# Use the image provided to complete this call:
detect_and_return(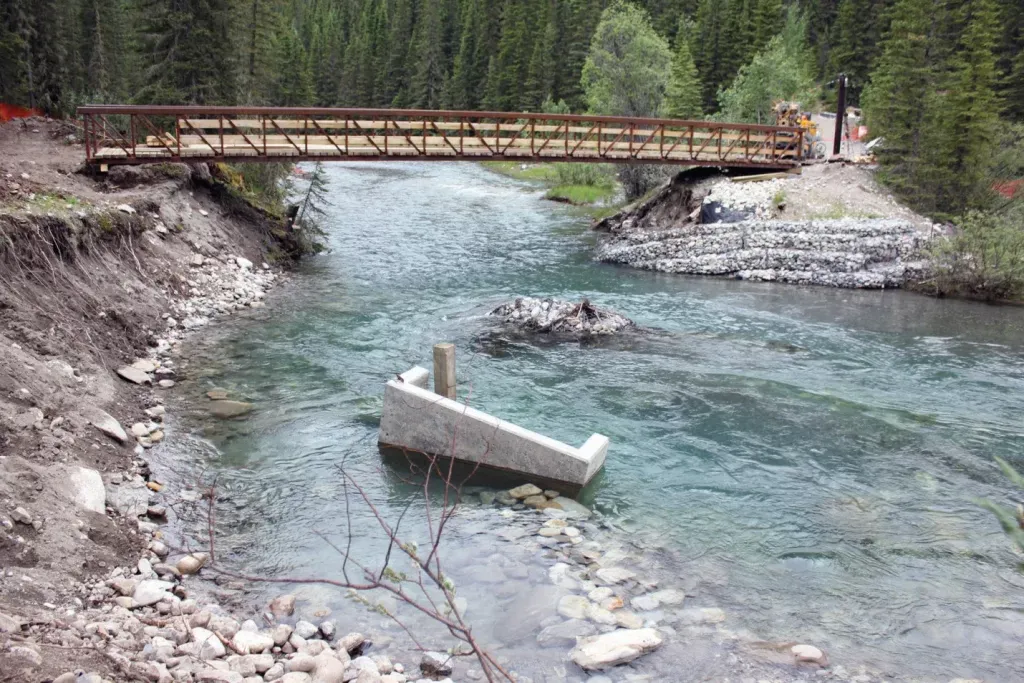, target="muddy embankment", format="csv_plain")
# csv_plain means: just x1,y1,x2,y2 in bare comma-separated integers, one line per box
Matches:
0,120,304,680
594,164,938,288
